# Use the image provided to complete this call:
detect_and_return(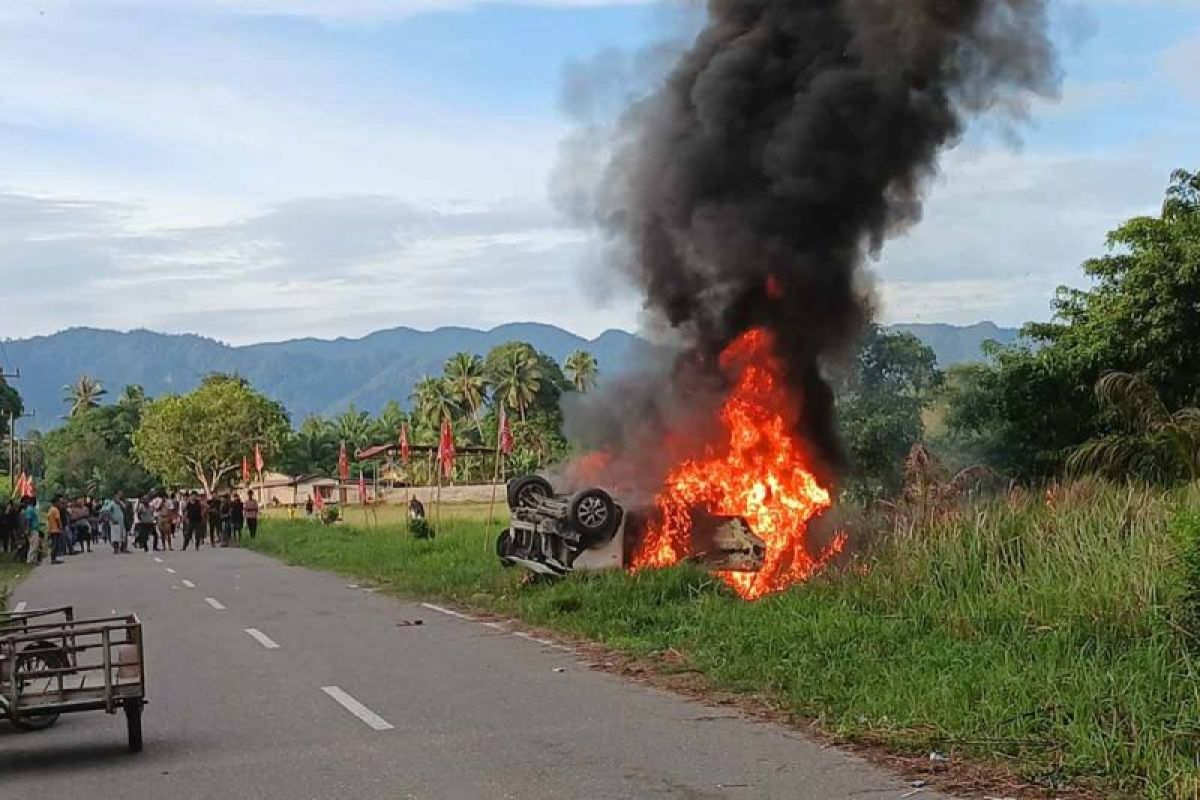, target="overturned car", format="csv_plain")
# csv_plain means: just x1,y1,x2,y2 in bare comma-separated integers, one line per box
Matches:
495,475,767,577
